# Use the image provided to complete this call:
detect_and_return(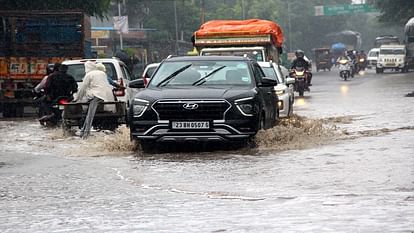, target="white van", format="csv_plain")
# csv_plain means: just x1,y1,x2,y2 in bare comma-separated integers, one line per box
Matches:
367,48,380,69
